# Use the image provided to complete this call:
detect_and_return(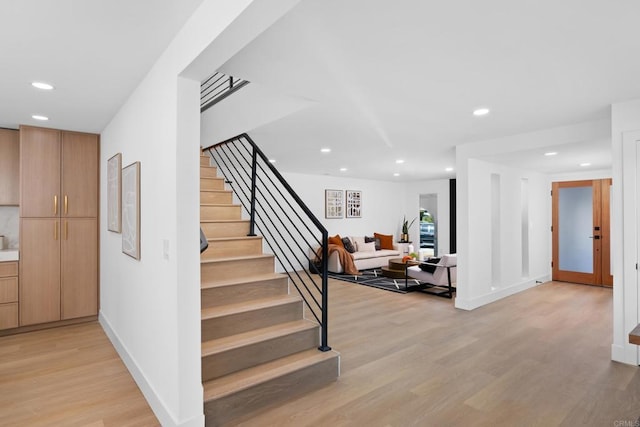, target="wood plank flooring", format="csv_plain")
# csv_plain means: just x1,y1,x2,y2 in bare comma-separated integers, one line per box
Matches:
0,322,158,426
0,280,637,426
